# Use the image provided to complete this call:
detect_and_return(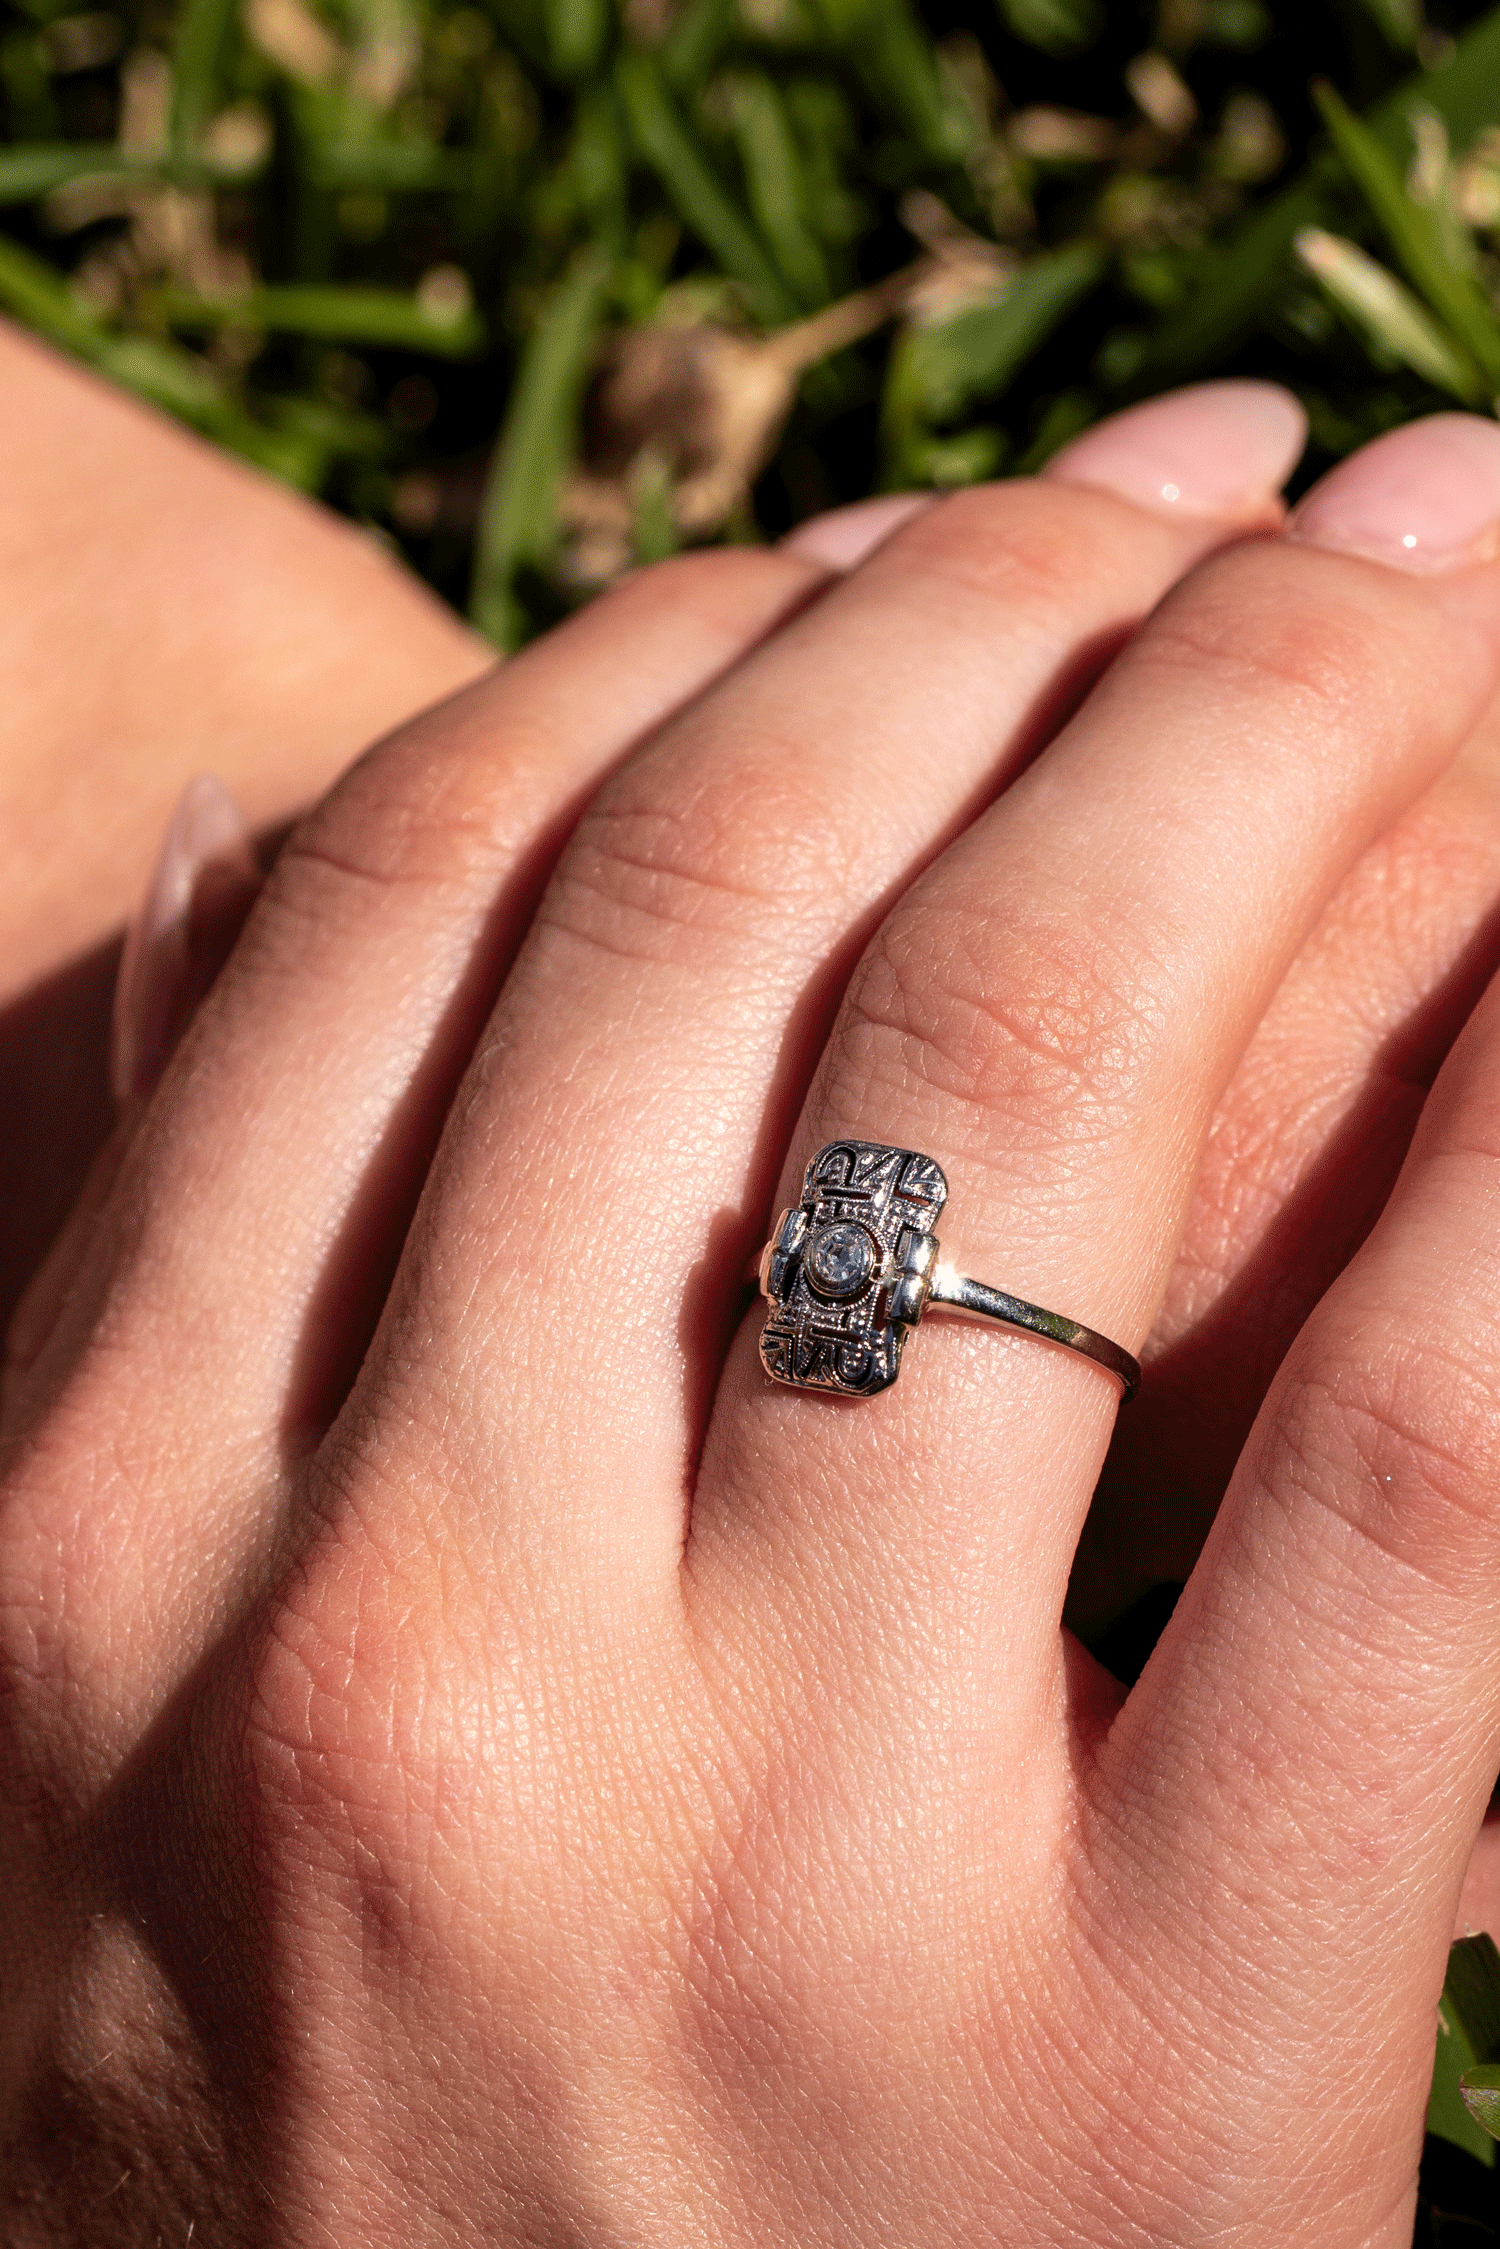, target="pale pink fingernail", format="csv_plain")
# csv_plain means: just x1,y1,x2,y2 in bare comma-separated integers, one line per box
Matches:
111,773,261,1107
1045,380,1307,519
1287,413,1500,572
781,492,936,570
